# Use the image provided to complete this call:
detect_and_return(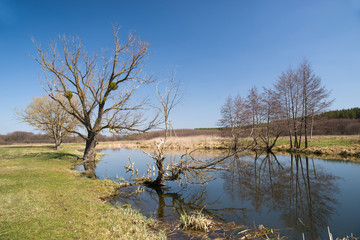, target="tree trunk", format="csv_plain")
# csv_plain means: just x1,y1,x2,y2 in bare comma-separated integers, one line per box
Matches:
310,111,314,139
304,115,308,148
54,136,61,150
53,130,62,150
83,132,97,171
232,133,238,151
153,157,165,186
55,142,61,150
